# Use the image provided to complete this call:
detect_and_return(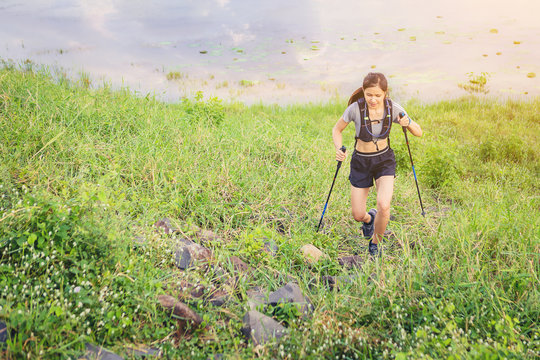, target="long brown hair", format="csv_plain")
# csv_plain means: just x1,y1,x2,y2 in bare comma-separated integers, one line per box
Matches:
347,72,388,105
